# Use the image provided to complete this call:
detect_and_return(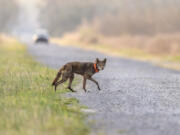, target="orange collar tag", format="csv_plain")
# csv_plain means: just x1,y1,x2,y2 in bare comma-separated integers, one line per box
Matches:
94,63,99,73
